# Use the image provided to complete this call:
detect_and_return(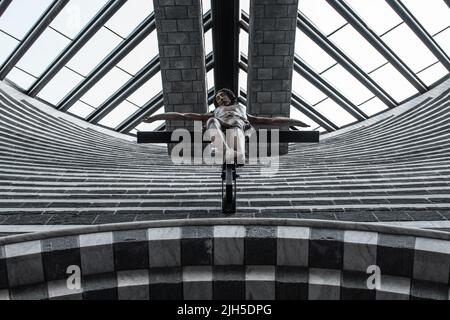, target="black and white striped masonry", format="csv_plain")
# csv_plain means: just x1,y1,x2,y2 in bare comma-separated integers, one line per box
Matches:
0,78,450,227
